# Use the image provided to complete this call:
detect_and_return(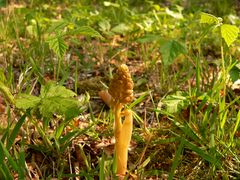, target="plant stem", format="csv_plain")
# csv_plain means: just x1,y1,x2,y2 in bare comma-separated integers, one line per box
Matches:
114,103,133,176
